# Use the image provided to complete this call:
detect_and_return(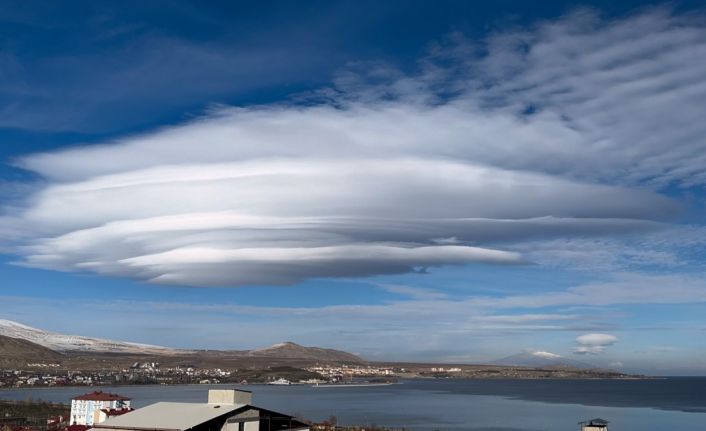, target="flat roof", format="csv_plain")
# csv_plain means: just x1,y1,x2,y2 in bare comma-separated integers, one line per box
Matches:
579,418,610,425
93,402,244,431
73,391,131,401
